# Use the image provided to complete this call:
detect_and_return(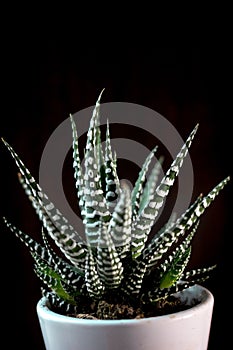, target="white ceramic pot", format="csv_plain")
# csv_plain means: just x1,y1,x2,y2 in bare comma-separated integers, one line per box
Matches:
37,284,214,350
